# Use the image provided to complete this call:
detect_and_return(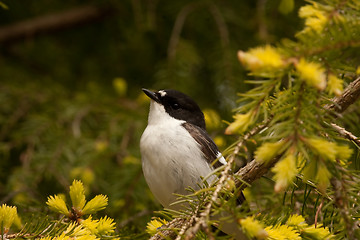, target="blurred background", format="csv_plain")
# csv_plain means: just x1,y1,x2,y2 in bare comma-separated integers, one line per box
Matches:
0,0,304,236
